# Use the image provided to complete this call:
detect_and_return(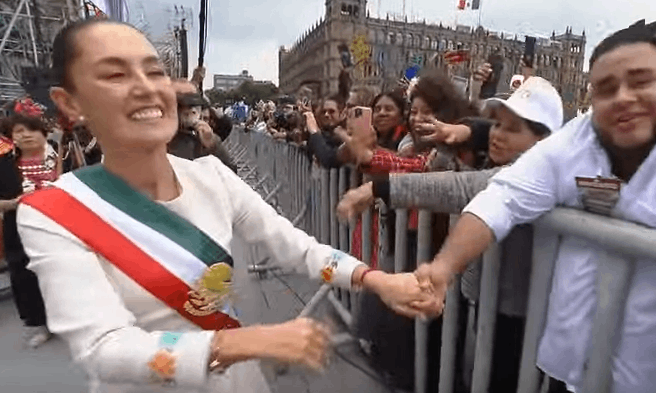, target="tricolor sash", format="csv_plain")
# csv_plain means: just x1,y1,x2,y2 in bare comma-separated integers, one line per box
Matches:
21,165,240,330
